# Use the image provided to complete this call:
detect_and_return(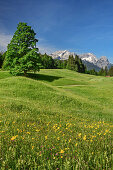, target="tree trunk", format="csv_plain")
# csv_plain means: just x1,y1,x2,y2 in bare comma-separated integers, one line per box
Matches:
24,70,27,76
